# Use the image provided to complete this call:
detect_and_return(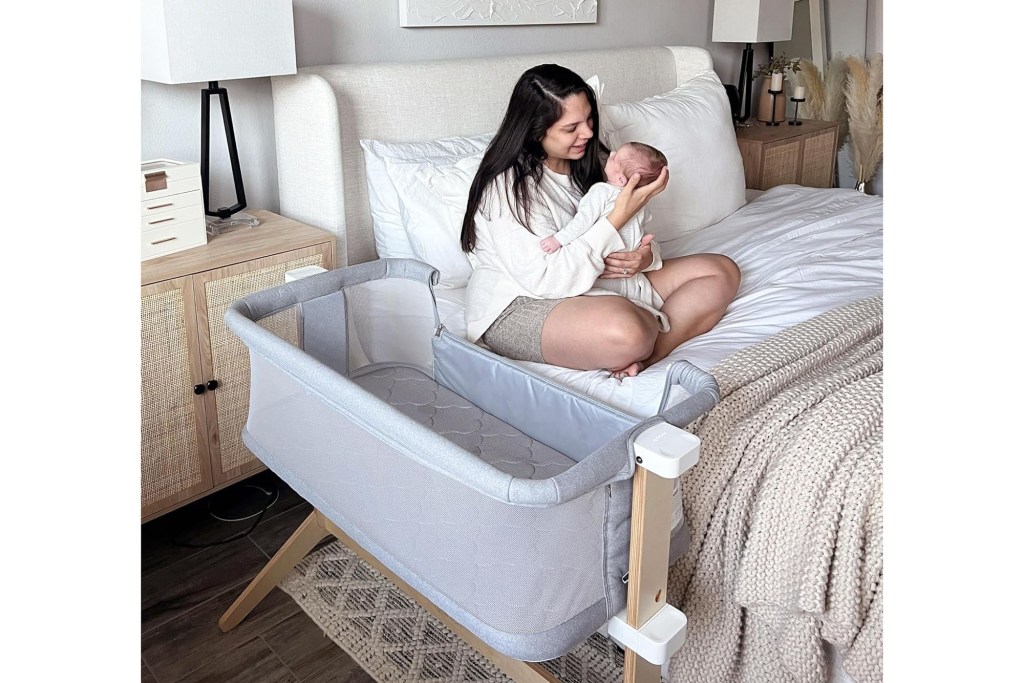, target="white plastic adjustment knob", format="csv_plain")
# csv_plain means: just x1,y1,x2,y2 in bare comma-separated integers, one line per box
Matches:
607,604,688,665
632,422,700,479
